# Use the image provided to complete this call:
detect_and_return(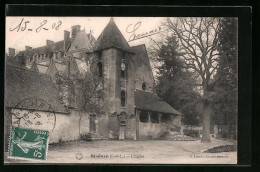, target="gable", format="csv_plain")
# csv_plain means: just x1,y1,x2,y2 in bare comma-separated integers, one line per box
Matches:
130,44,155,91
